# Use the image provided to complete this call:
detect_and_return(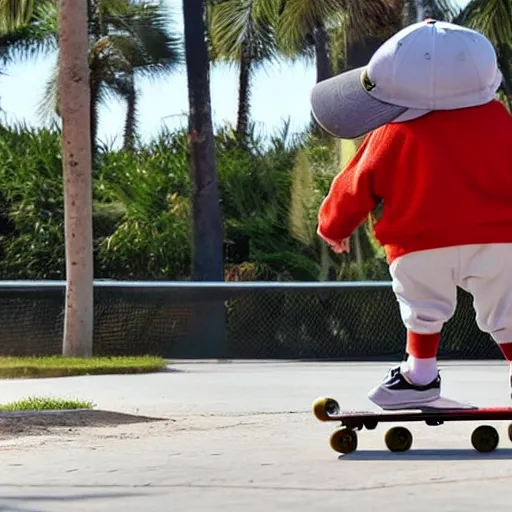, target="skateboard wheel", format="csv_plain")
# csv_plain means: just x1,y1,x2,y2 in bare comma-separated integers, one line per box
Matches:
385,426,413,453
312,397,340,422
471,425,499,453
329,427,358,454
